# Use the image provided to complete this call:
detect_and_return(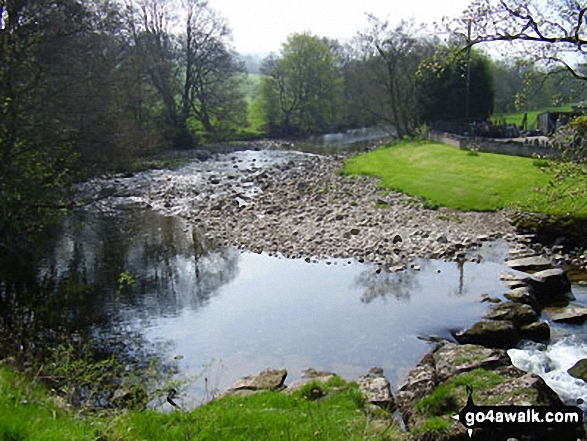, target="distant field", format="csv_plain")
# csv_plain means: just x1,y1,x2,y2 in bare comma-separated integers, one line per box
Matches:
342,140,585,216
240,73,264,103
492,105,574,130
